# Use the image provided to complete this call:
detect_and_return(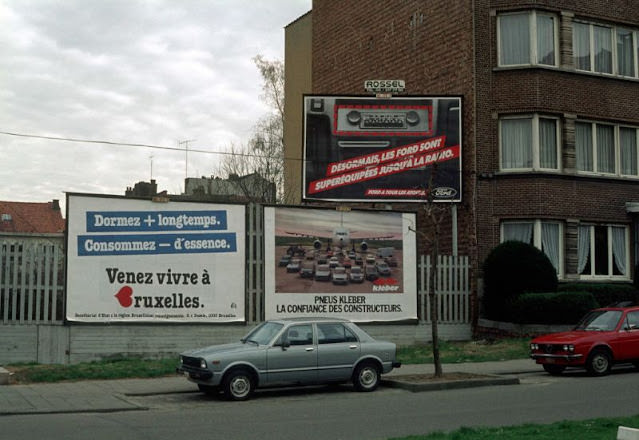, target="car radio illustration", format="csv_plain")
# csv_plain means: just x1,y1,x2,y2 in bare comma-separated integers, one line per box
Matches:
303,95,461,202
